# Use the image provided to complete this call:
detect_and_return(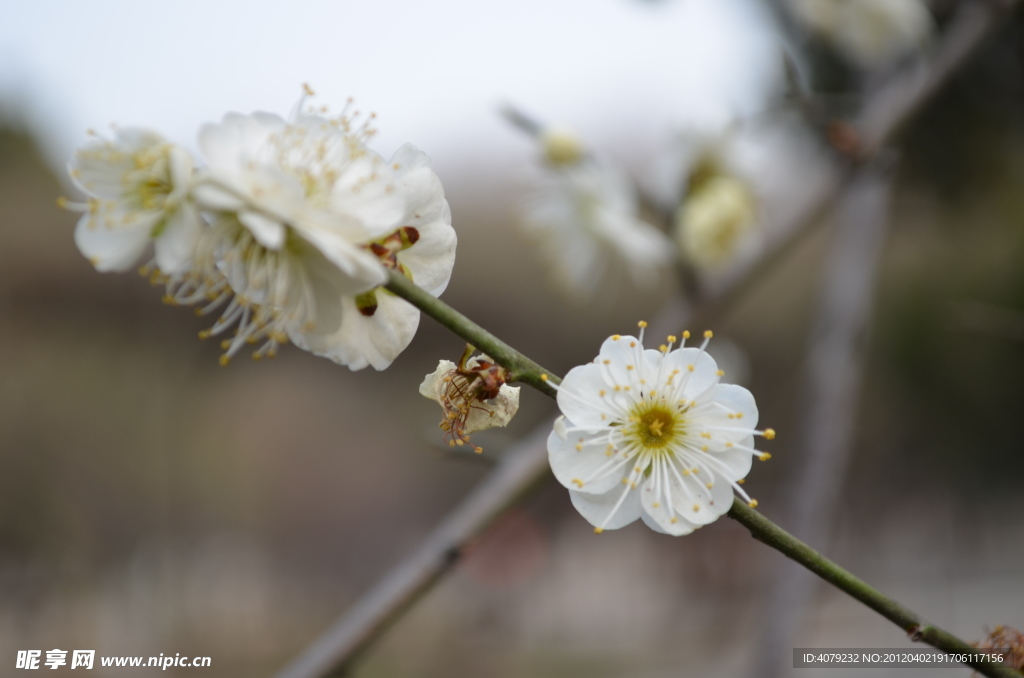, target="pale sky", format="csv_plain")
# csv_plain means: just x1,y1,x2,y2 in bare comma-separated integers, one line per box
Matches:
0,0,781,179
